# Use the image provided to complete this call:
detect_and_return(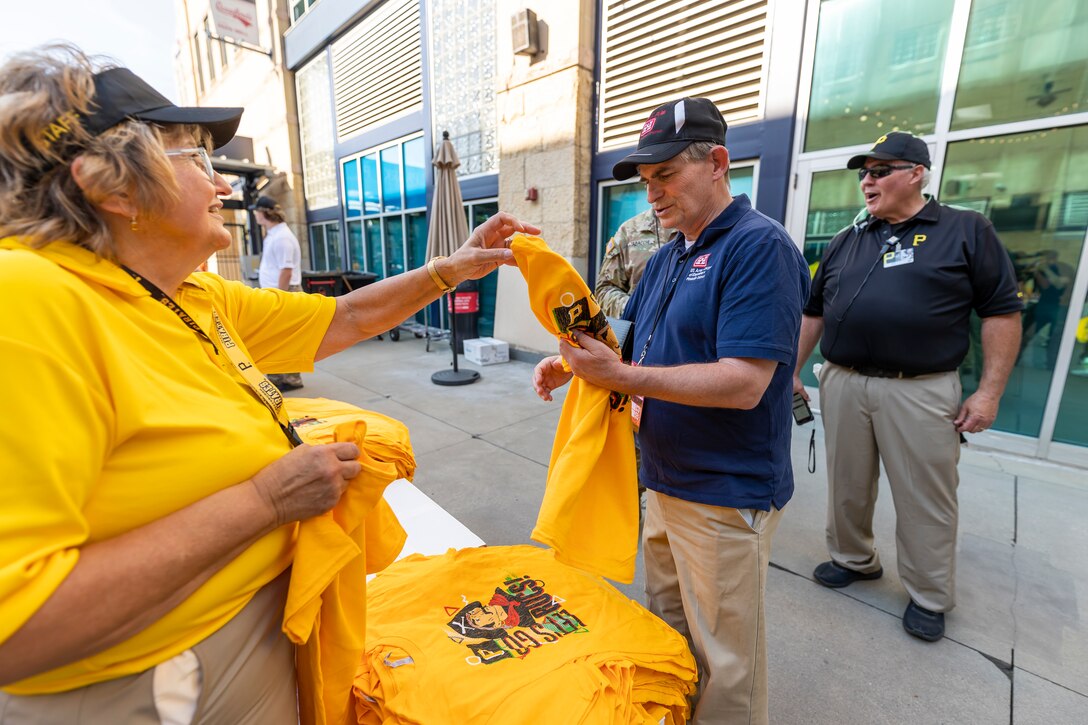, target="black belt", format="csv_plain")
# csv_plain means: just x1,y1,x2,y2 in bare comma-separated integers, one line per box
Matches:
851,366,922,379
